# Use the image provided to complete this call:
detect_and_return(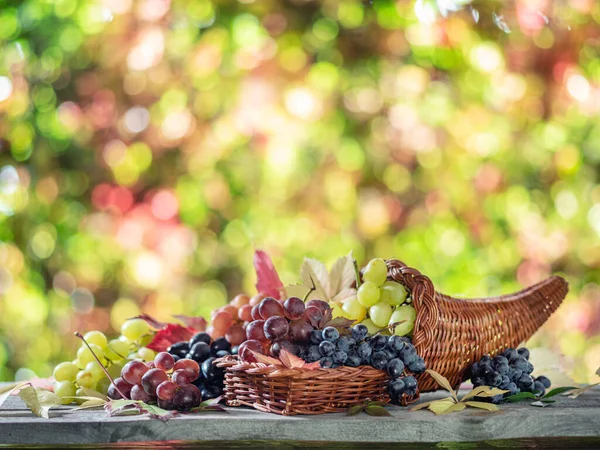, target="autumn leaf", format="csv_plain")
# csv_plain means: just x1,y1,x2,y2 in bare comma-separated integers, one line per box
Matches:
249,351,283,366
428,398,456,414
279,348,308,369
425,369,459,402
325,317,355,329
254,250,284,299
464,401,499,412
105,399,178,421
18,386,62,419
172,315,207,331
72,397,108,410
301,259,330,300
146,323,197,352
439,403,466,414
563,383,599,399
131,314,168,329
328,252,355,299
0,382,28,409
